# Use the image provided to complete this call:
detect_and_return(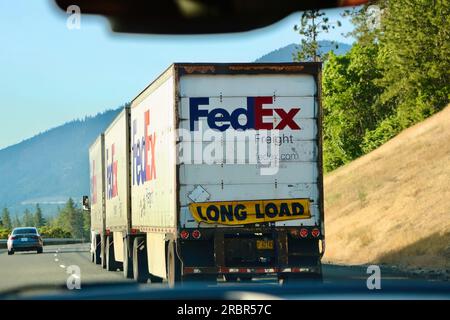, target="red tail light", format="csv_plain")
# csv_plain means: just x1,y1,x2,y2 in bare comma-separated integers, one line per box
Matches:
299,228,308,238
191,230,201,239
180,230,189,239
10,236,17,240
311,228,320,238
